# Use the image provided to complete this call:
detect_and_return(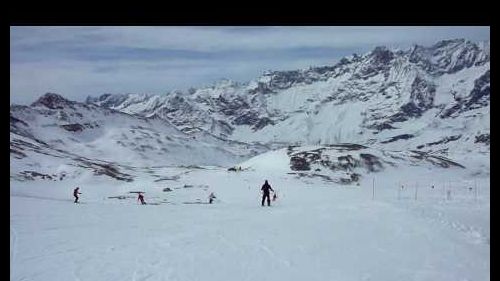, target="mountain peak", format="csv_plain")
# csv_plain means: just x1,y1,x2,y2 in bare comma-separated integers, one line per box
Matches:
370,46,394,63
31,93,74,109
